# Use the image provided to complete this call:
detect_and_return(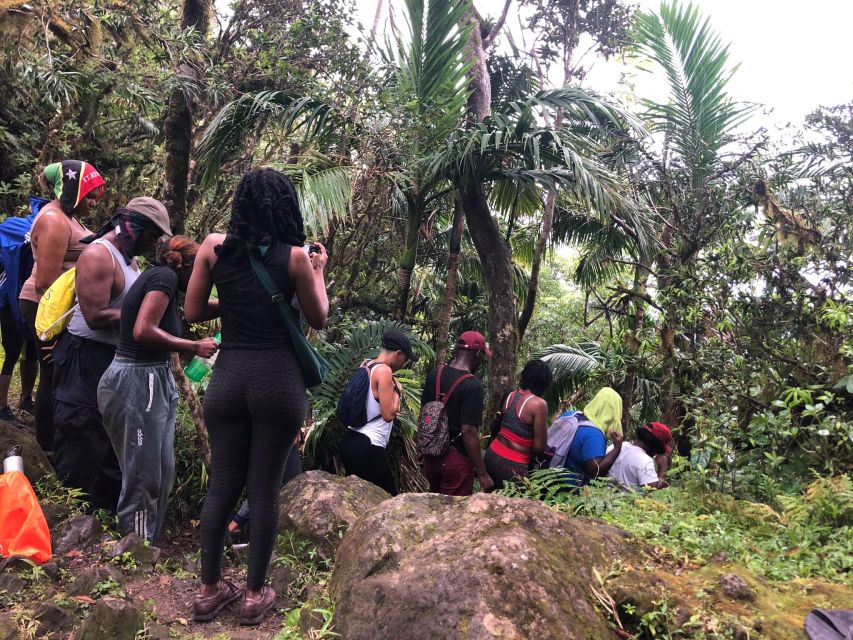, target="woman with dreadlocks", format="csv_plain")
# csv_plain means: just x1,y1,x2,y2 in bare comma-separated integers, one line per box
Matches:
185,168,328,625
